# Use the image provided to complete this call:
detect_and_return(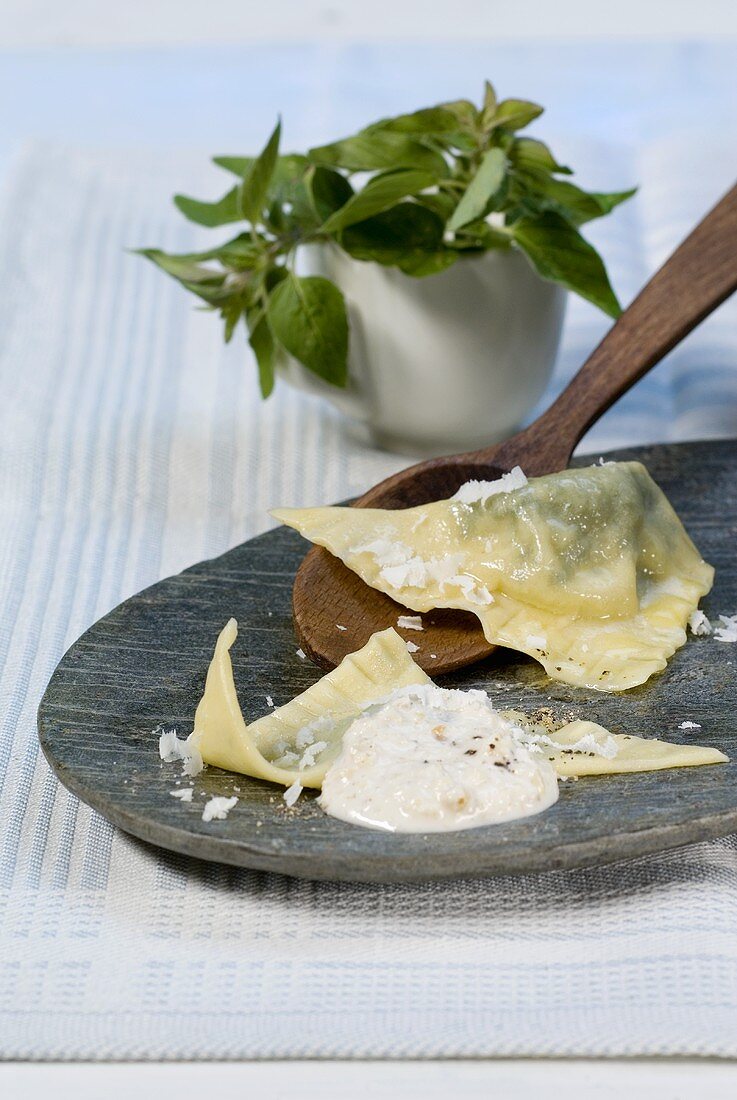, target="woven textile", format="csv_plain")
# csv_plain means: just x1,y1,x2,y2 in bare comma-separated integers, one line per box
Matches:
1,121,737,1059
